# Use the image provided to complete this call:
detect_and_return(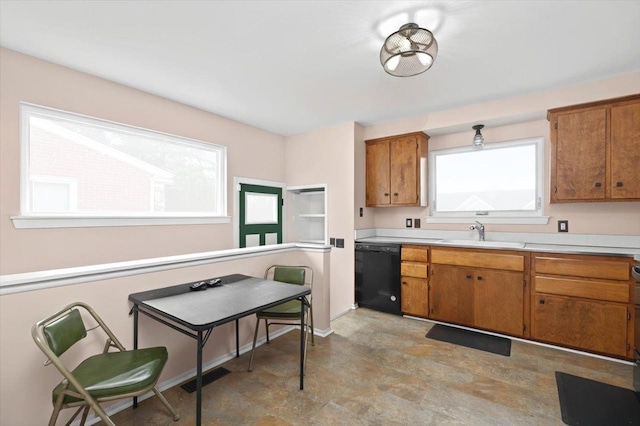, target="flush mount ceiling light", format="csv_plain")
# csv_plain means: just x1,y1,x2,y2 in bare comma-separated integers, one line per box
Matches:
472,124,485,148
380,23,438,77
